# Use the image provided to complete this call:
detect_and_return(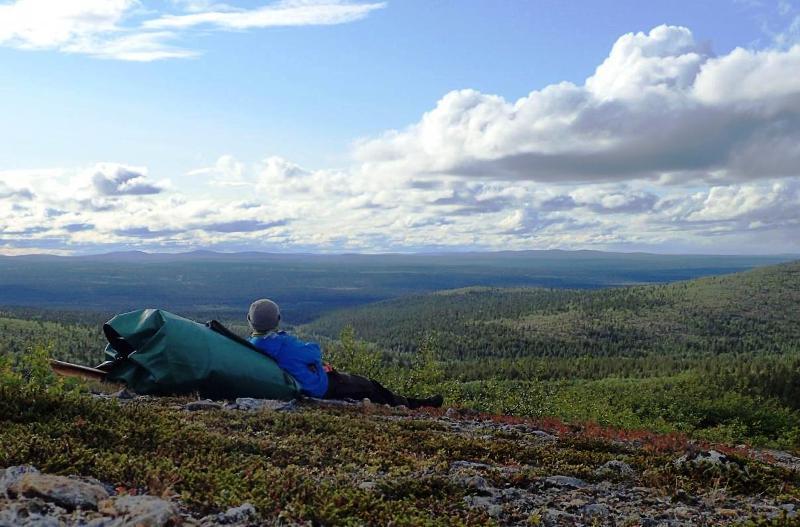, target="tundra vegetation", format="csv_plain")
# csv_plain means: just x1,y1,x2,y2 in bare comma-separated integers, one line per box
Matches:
1,261,800,523
3,346,800,525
